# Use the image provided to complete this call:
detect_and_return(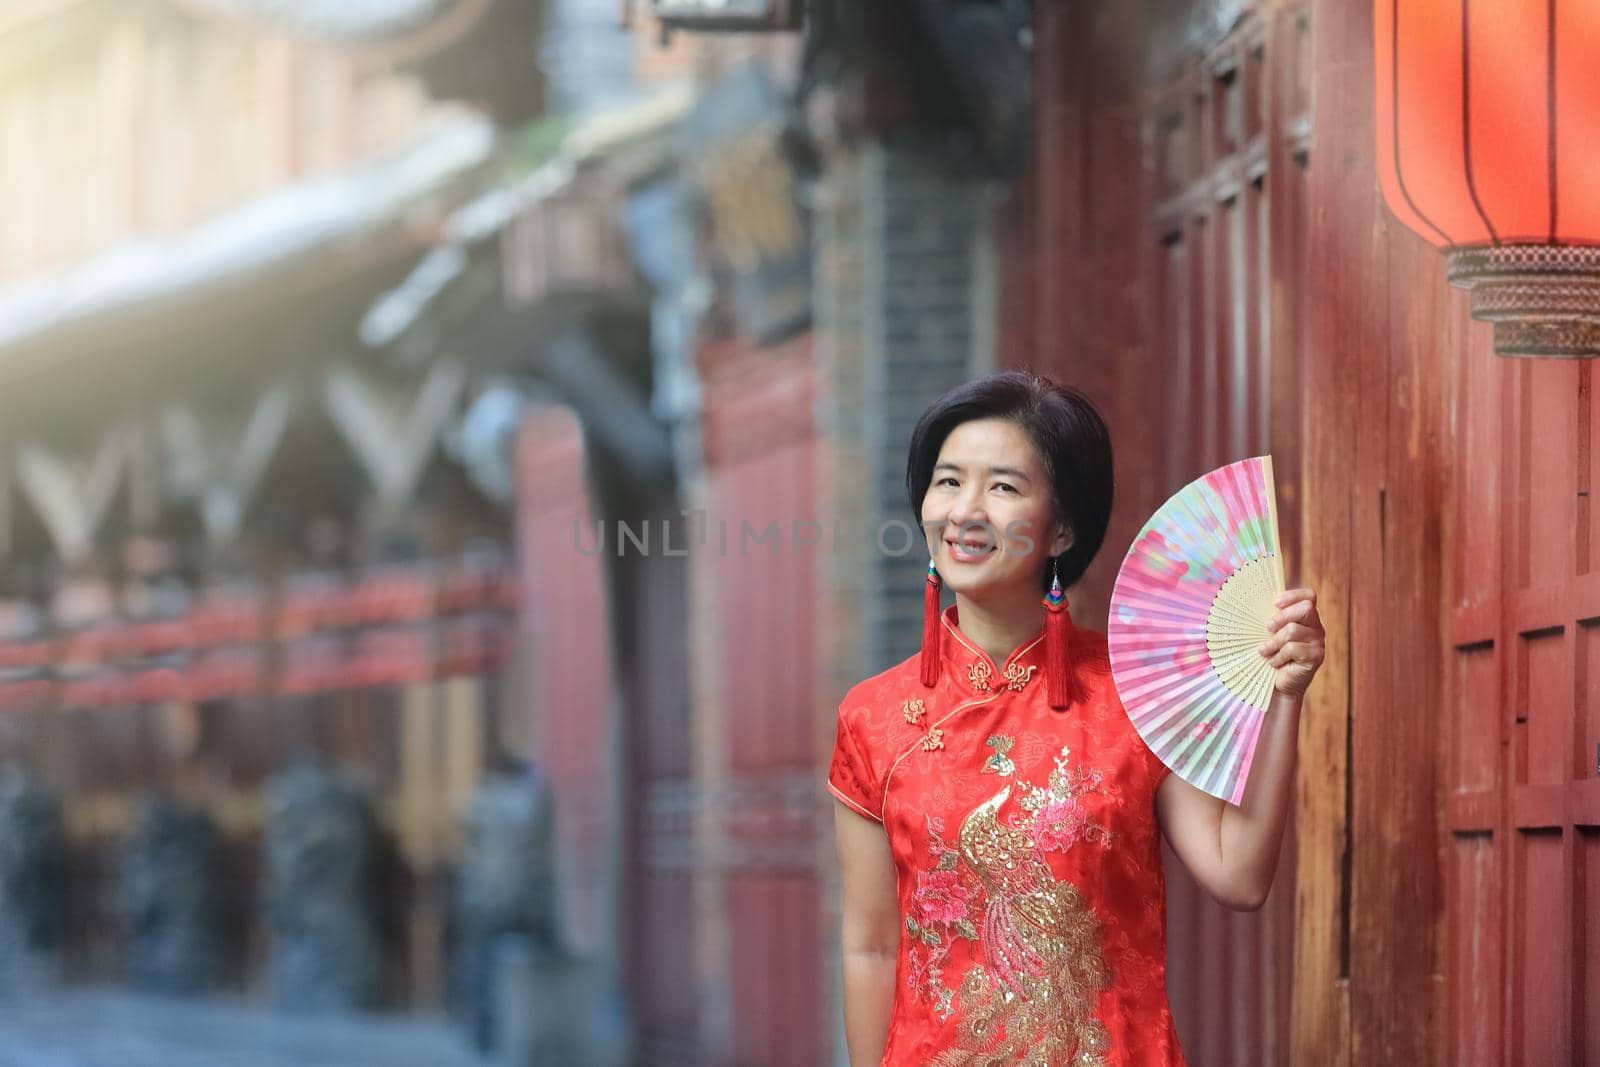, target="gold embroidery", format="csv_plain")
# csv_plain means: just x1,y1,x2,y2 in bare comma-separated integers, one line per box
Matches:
982,735,1015,777
903,743,1117,1067
1003,661,1036,691
1014,746,1116,851
930,787,1113,1067
921,728,945,751
967,660,993,692
902,698,926,725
